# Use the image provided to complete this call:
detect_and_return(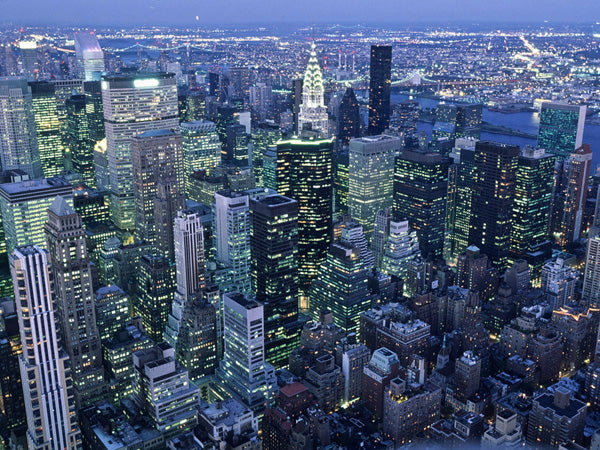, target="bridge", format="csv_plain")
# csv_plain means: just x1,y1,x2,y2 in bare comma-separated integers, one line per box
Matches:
392,70,522,89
